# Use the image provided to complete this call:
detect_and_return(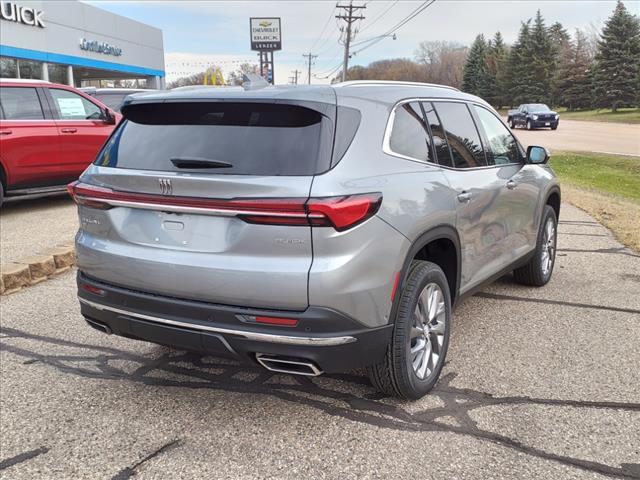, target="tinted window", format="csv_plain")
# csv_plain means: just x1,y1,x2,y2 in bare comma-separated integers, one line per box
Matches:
94,93,127,112
474,106,522,165
0,87,44,120
389,102,433,162
50,89,102,120
433,102,486,168
422,102,453,168
95,102,333,176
